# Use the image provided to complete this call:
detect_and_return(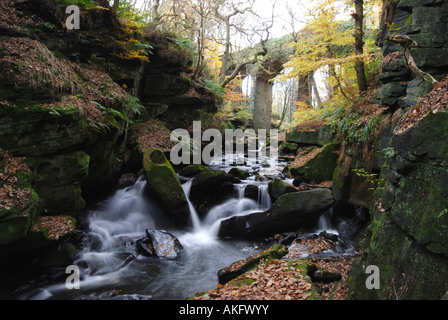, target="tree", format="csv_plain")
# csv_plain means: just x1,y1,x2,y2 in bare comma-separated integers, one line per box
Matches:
281,0,355,101
352,0,368,93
